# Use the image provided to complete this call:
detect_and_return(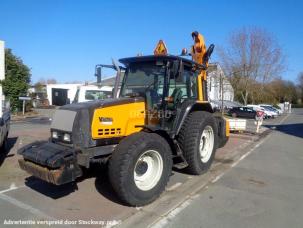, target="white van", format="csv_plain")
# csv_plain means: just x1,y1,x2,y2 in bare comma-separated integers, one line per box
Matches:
73,85,113,103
